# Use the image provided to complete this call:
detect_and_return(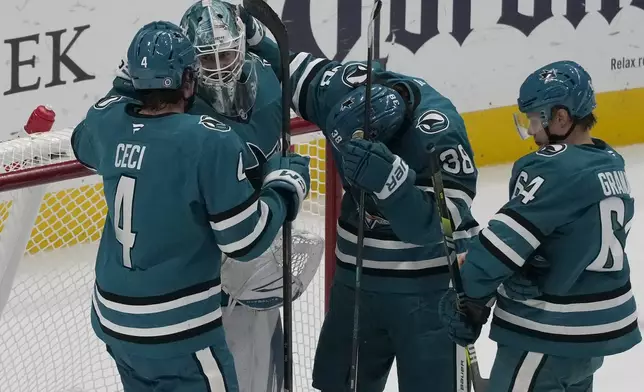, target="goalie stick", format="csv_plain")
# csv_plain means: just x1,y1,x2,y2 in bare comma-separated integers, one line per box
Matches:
428,145,489,392
240,0,294,390
349,1,382,391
